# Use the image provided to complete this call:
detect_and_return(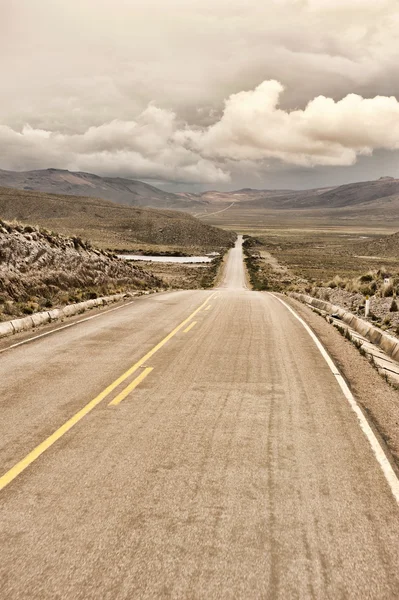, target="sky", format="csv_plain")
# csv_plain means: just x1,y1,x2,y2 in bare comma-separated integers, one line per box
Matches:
1,0,399,191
